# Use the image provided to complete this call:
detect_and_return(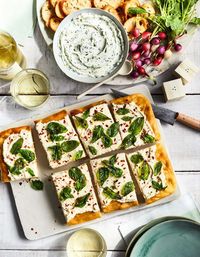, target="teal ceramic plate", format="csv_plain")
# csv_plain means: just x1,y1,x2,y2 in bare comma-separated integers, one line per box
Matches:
129,219,200,257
